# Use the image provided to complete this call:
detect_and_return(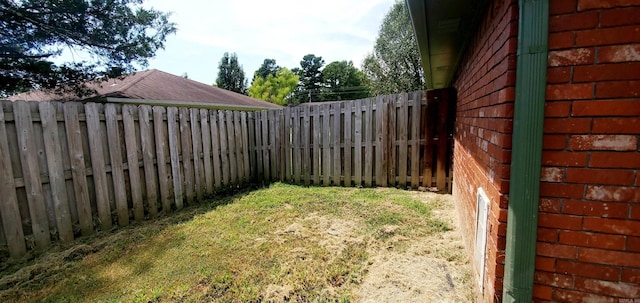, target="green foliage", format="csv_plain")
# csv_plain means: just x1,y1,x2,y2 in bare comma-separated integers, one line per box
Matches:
0,0,176,96
321,60,371,101
248,68,299,105
292,54,325,103
252,58,280,83
215,52,248,94
362,1,424,95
